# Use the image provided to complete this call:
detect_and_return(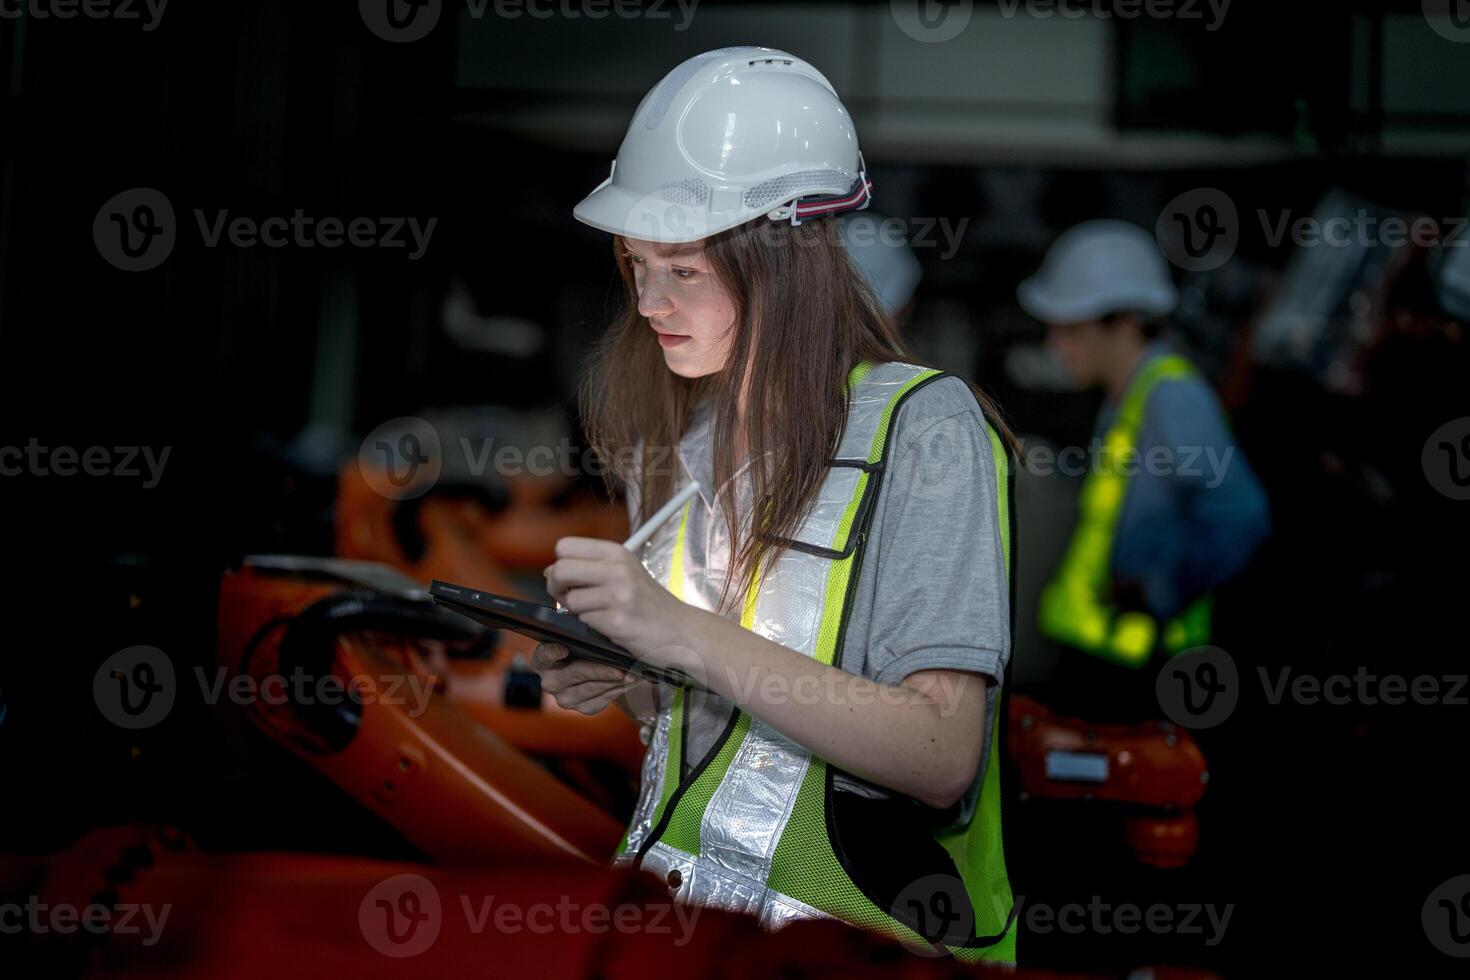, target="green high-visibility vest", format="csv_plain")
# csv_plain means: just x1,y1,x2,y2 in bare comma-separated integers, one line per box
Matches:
1038,353,1213,668
614,361,1019,963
